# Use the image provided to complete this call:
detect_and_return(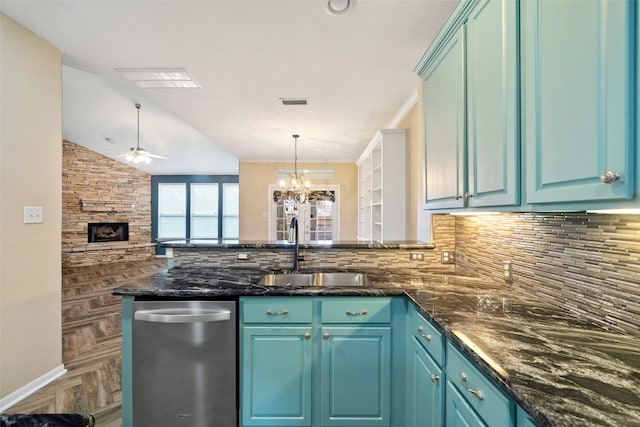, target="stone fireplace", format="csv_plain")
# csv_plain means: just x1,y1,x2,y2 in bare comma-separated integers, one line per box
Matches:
88,222,129,243
62,140,155,267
